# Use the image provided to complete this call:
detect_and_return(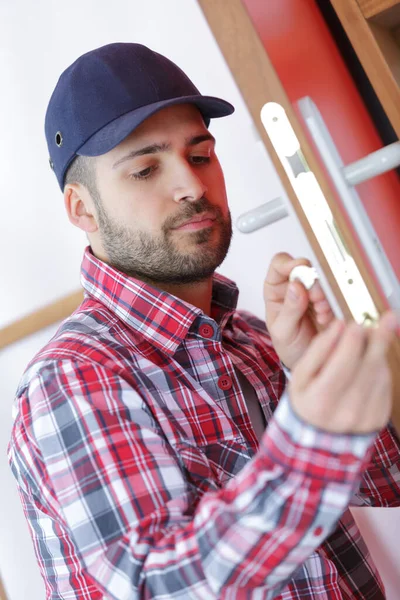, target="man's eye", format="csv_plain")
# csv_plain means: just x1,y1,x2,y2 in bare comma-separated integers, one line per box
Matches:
130,166,156,181
191,156,211,164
